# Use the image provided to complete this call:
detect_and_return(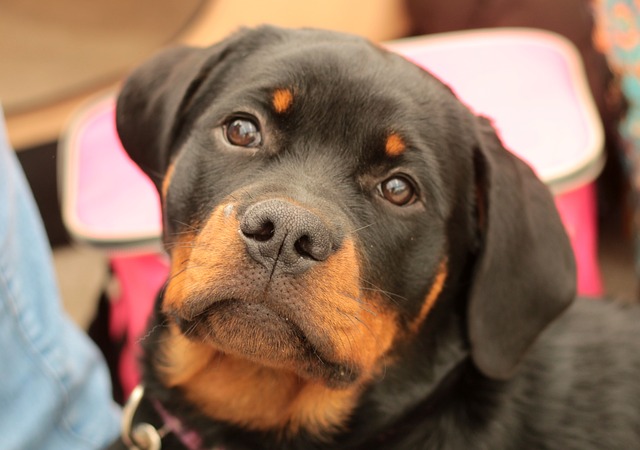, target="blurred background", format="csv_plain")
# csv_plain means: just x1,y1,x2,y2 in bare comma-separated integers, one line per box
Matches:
1,0,638,334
